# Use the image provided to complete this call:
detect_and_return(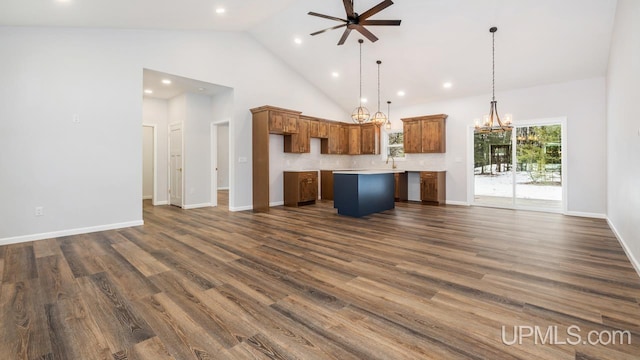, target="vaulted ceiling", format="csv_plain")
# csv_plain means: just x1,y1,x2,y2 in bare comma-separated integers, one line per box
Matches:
0,0,617,111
